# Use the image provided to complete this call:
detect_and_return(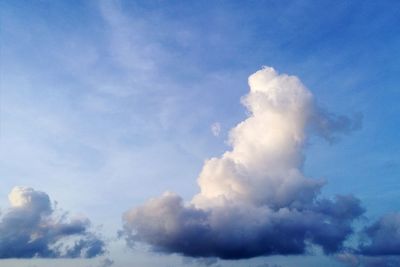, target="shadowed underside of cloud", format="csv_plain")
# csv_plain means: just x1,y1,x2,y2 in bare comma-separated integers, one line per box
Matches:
0,186,106,259
121,67,367,259
123,192,363,259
